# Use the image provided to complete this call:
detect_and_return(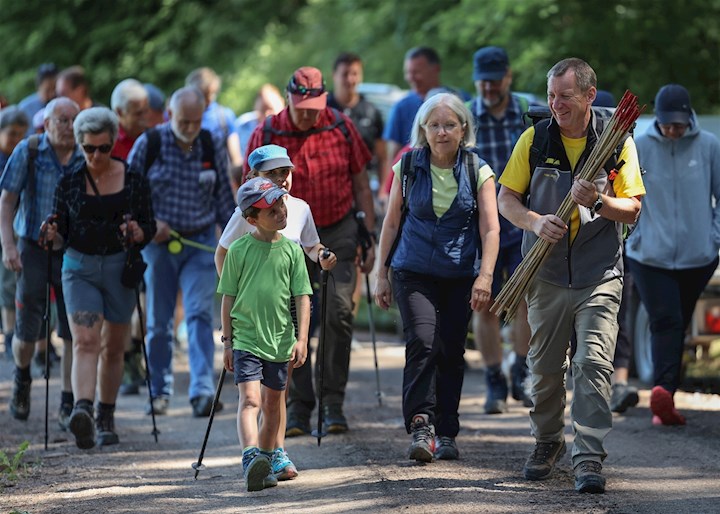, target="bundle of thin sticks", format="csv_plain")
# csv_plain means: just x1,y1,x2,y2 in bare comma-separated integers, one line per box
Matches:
490,90,644,322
